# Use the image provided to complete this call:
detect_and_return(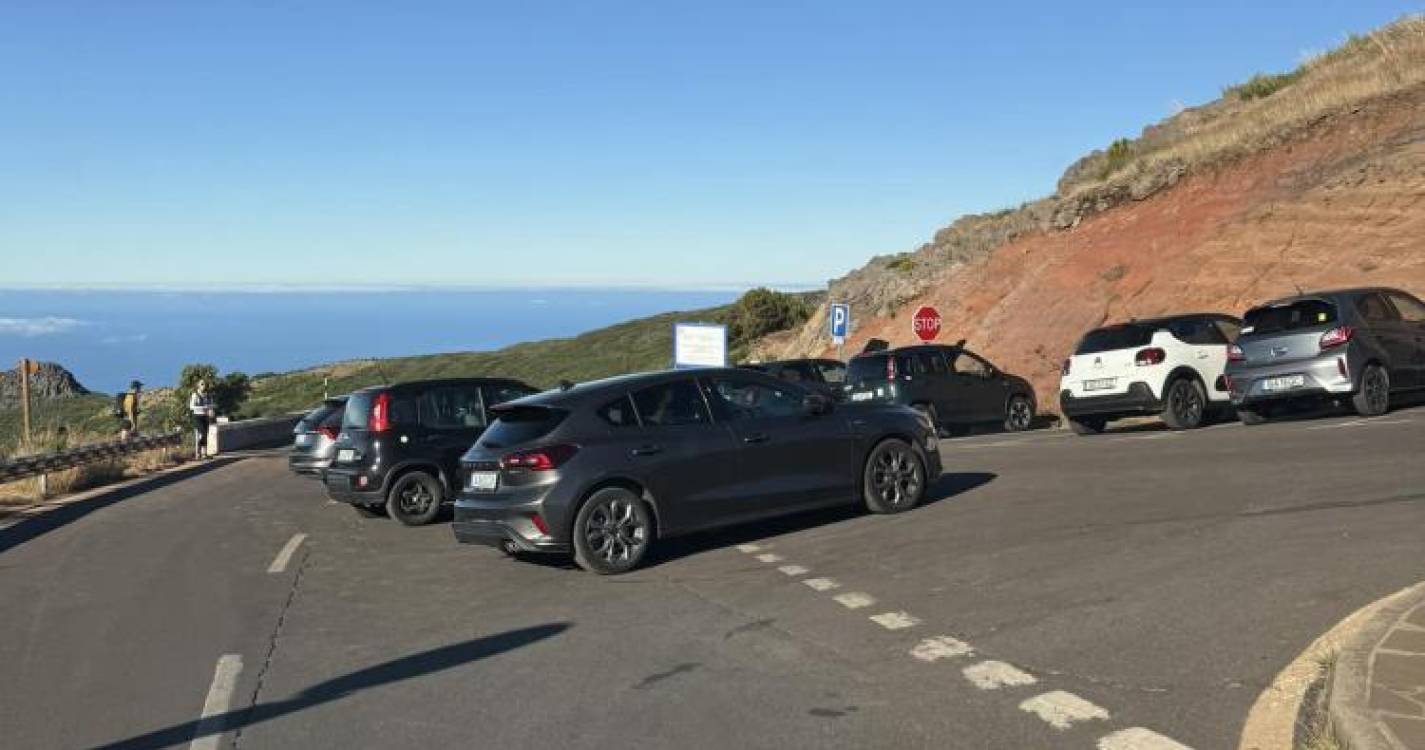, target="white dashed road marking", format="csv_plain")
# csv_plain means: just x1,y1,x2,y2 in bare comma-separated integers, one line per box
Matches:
190,654,242,750
778,564,809,576
1019,690,1110,730
1097,727,1195,750
266,533,307,574
803,578,840,591
962,660,1037,690
736,544,763,553
832,592,876,610
869,611,920,630
755,553,783,563
909,635,974,662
